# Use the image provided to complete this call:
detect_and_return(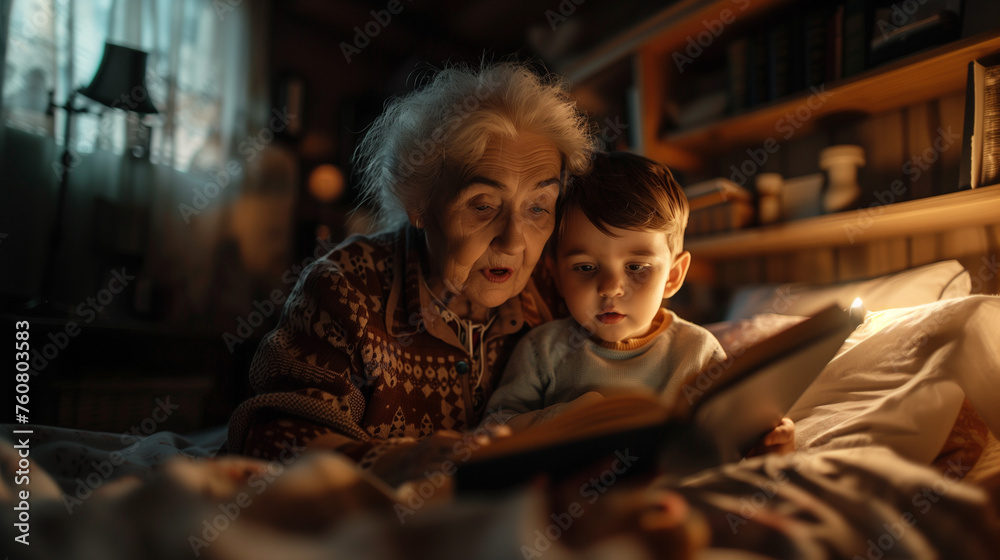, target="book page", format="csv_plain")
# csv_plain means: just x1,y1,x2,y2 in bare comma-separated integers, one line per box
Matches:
972,61,985,188
471,392,670,460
